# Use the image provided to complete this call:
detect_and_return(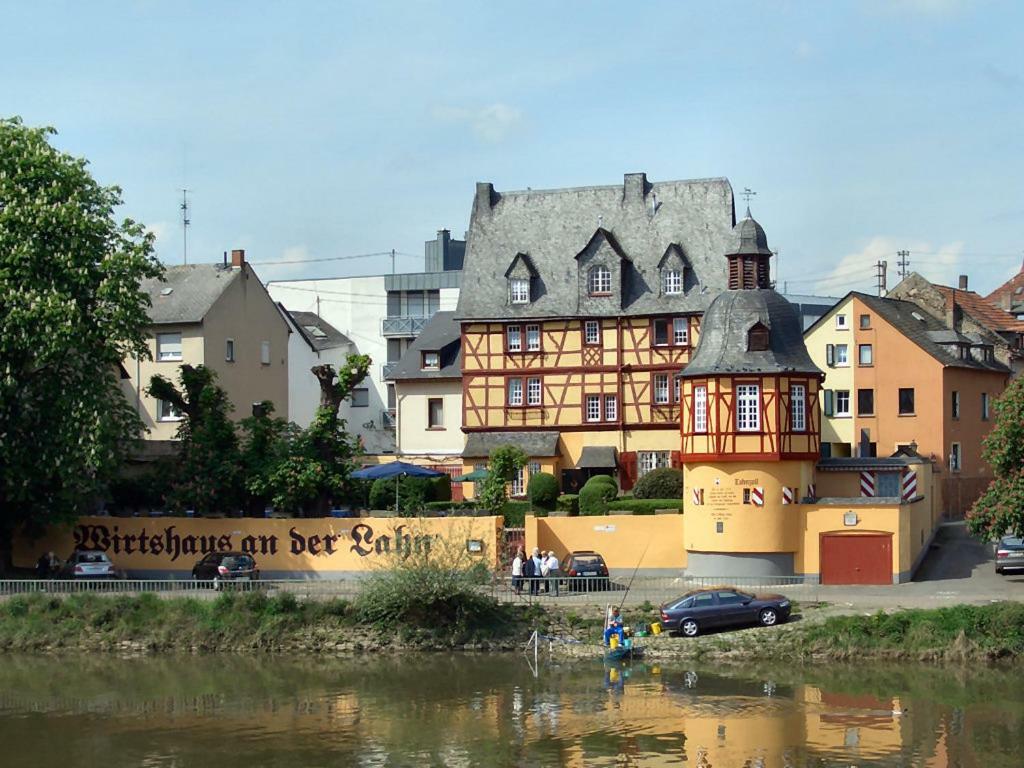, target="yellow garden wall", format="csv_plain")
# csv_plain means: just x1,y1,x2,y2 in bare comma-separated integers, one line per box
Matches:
527,514,686,571
14,516,502,578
